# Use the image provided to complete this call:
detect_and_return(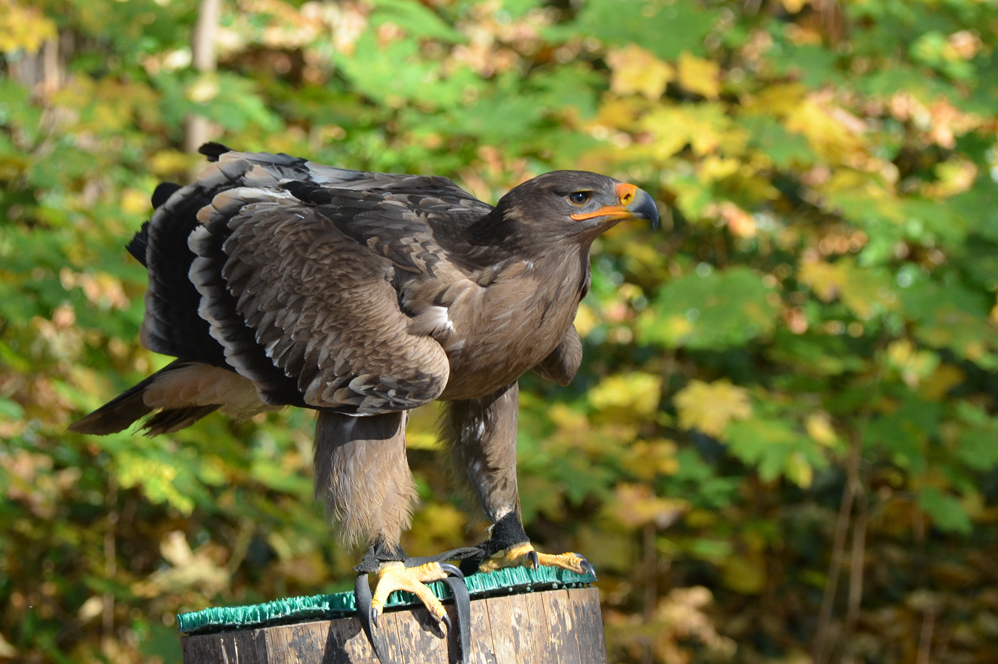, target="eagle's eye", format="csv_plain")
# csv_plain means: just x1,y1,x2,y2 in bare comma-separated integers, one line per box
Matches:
568,191,591,206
